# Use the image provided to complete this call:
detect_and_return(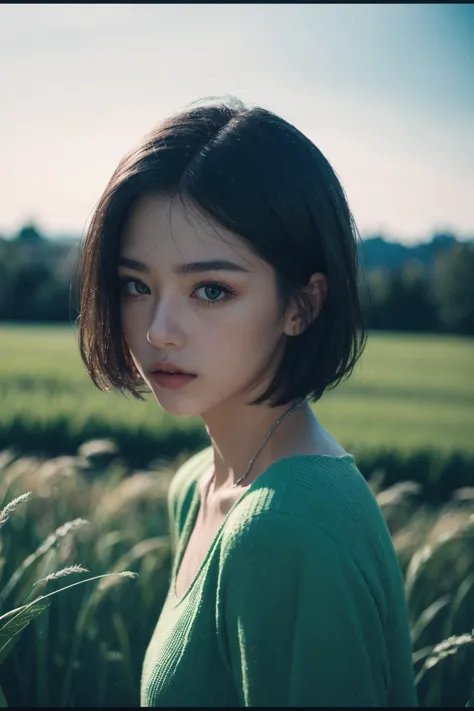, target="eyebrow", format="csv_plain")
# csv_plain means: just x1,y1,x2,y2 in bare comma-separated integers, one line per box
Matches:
117,256,251,275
